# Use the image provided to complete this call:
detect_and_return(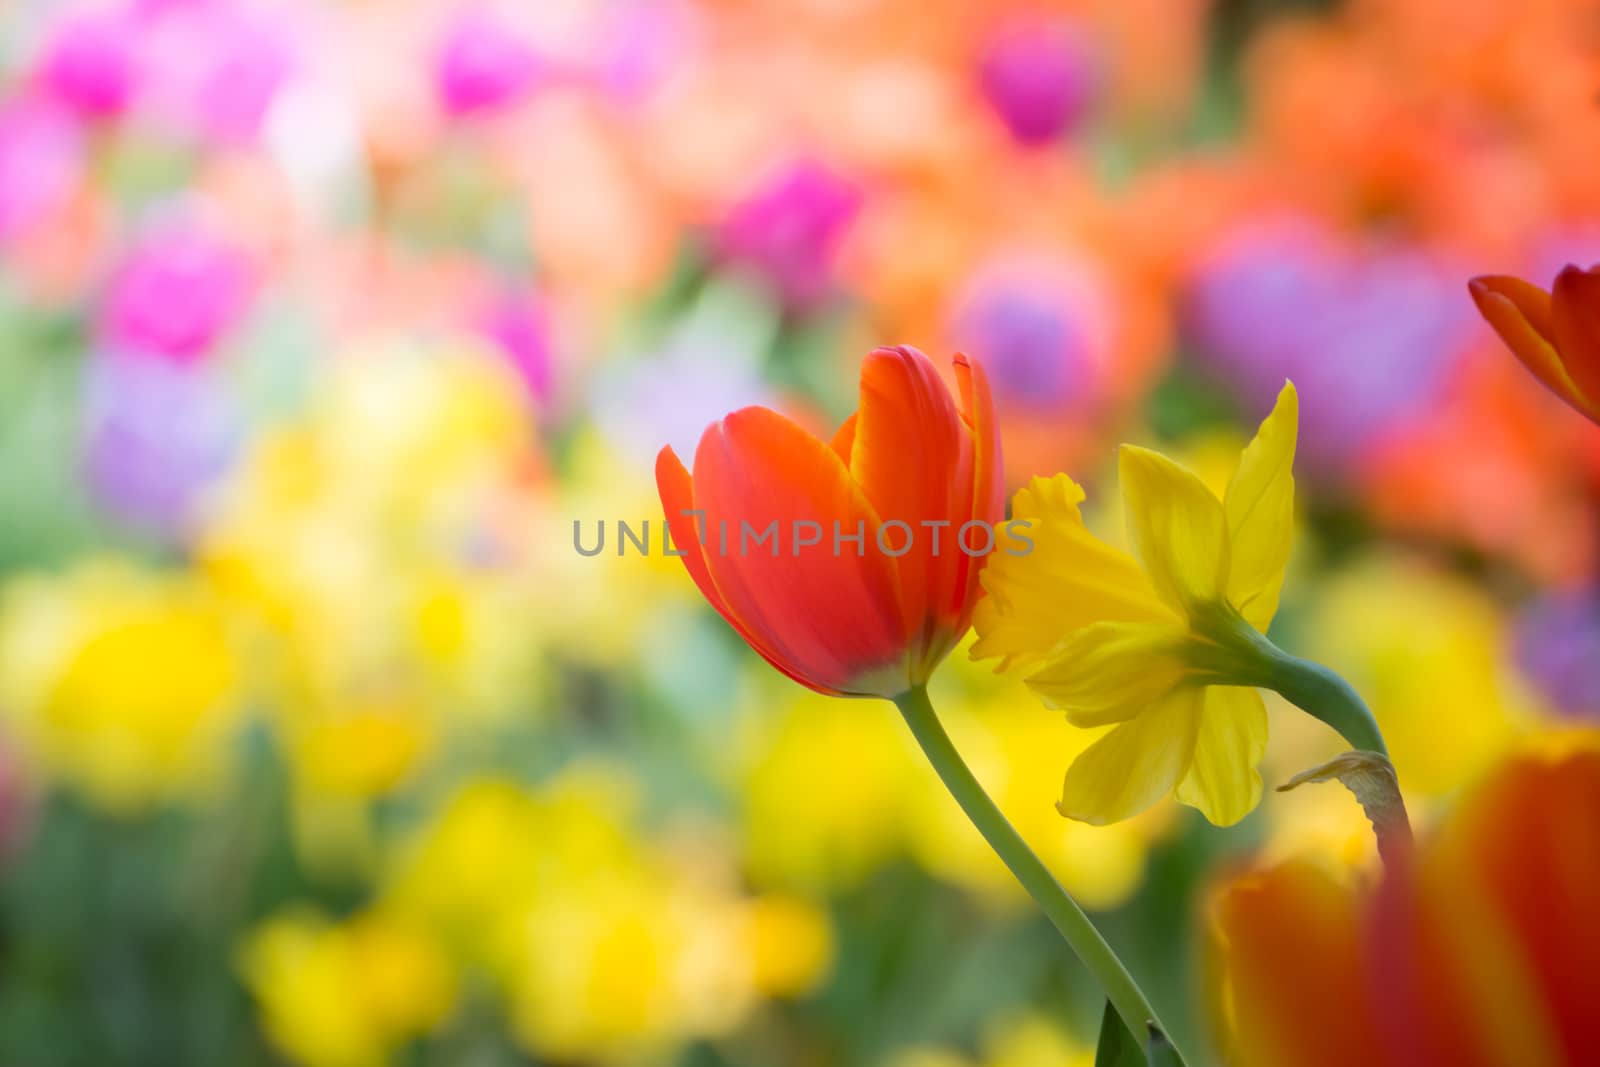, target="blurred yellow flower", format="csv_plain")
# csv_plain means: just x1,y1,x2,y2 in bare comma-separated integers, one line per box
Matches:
895,1051,973,1067
738,663,1166,910
200,344,549,818
288,695,435,800
383,777,547,971
738,687,922,893
0,560,240,814
383,766,831,1064
891,1013,1093,1067
1305,554,1543,793
973,384,1299,826
537,429,706,671
743,893,835,998
239,908,456,1067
